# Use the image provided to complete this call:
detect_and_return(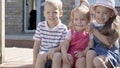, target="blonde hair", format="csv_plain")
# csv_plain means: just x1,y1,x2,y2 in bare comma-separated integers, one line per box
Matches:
71,3,90,23
44,0,63,12
79,0,90,8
